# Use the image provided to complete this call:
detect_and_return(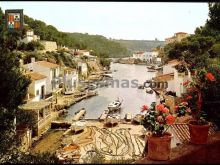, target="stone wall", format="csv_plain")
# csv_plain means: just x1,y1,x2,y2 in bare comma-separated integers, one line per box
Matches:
40,41,58,52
